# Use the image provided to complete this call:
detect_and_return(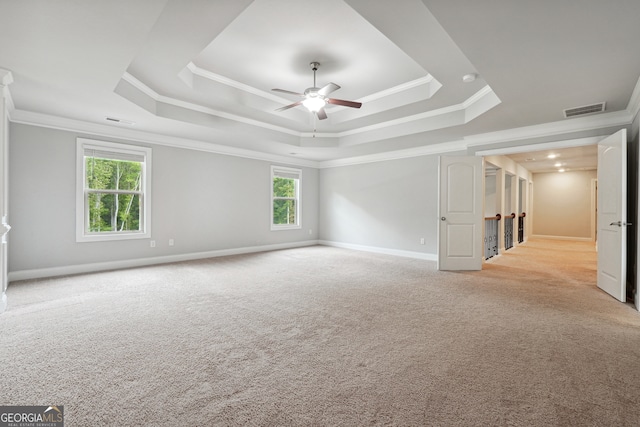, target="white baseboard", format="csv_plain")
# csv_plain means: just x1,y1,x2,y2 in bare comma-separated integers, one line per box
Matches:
530,234,594,242
318,240,437,261
8,240,319,282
